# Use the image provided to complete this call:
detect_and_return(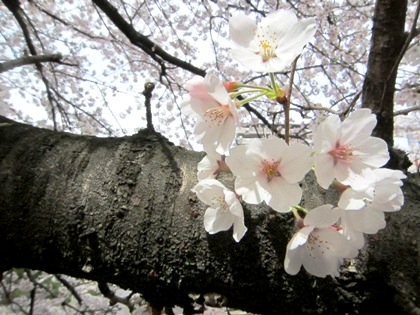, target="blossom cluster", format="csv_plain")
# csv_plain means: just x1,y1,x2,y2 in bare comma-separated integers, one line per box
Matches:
181,10,406,278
